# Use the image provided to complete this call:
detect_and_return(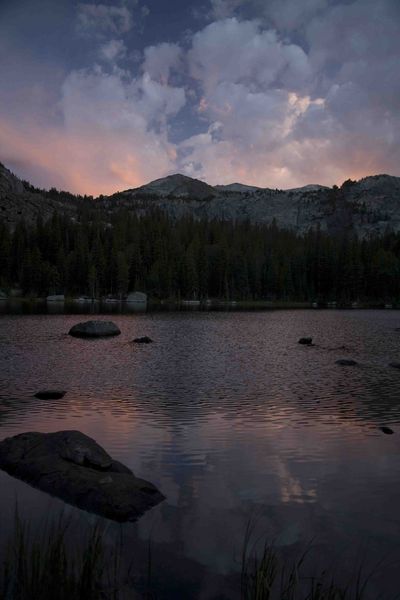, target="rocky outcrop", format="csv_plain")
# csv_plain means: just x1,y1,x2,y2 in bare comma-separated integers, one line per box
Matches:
0,163,77,230
69,320,121,338
0,430,164,522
